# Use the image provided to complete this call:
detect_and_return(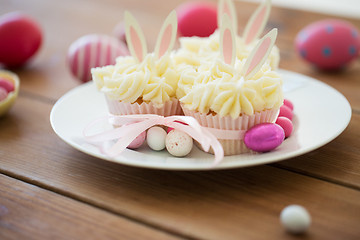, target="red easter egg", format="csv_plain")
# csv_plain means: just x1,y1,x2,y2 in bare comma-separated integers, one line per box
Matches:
177,2,218,37
0,12,42,68
67,34,129,83
295,19,360,70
